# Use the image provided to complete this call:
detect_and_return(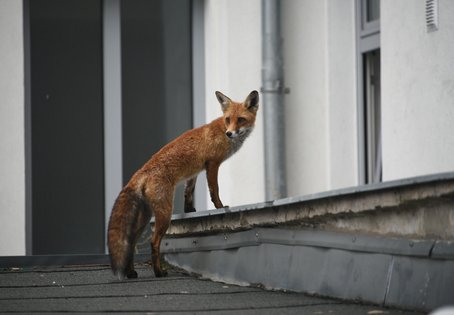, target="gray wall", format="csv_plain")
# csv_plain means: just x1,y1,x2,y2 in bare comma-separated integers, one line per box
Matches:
30,0,105,254
121,0,192,213
2,0,194,255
